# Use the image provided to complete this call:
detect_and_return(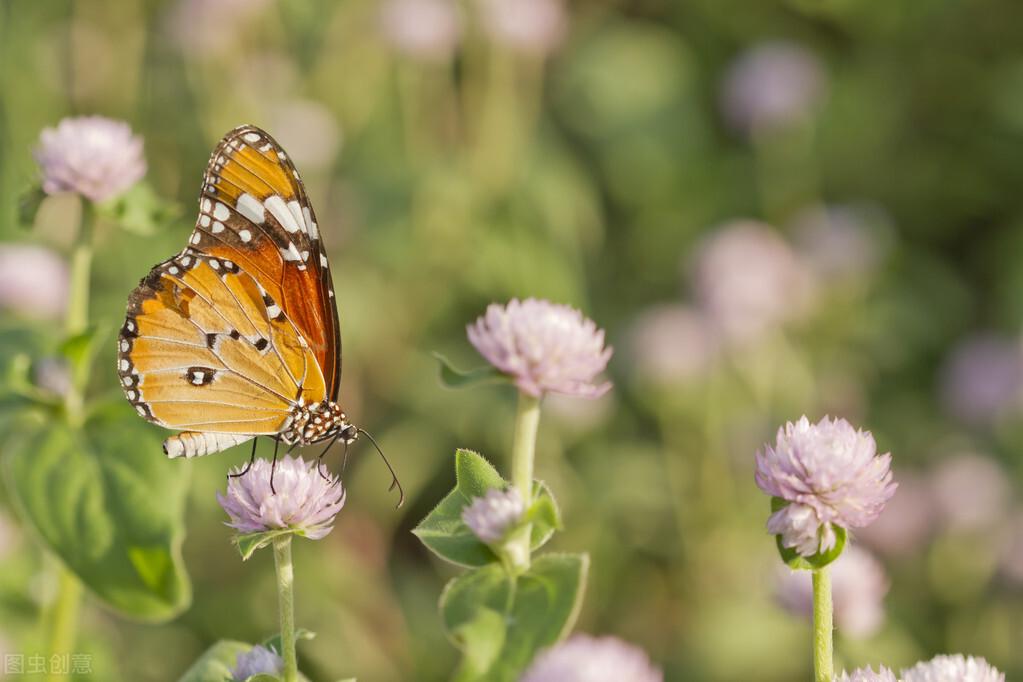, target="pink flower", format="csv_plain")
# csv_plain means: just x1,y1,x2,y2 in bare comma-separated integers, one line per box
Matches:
0,245,69,320
901,654,1004,682
477,0,567,56
467,298,613,399
218,456,346,540
755,416,897,557
230,645,283,680
856,473,935,558
930,454,1010,532
520,635,662,682
836,666,897,682
721,41,826,136
34,116,146,203
939,334,1023,426
379,0,462,62
462,487,525,544
625,304,718,384
775,545,889,638
690,220,814,344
